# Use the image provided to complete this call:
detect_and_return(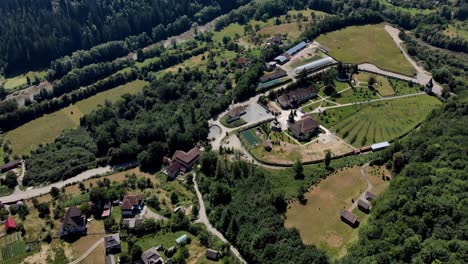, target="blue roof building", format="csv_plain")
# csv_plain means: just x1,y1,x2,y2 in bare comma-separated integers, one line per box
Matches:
285,41,307,56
